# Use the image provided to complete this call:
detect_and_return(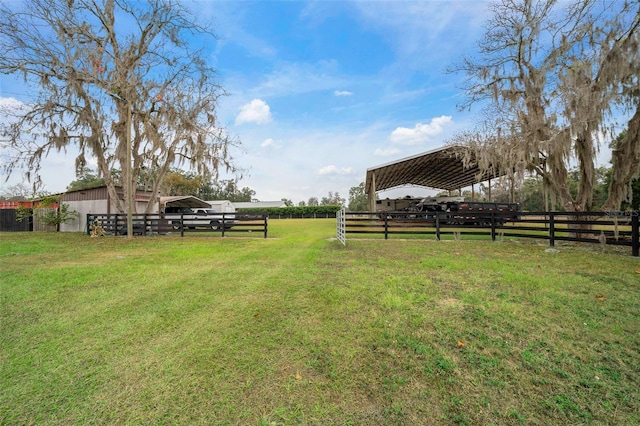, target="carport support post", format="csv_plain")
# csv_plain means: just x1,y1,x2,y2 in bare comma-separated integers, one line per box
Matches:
510,176,515,204
368,172,377,212
488,178,492,202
